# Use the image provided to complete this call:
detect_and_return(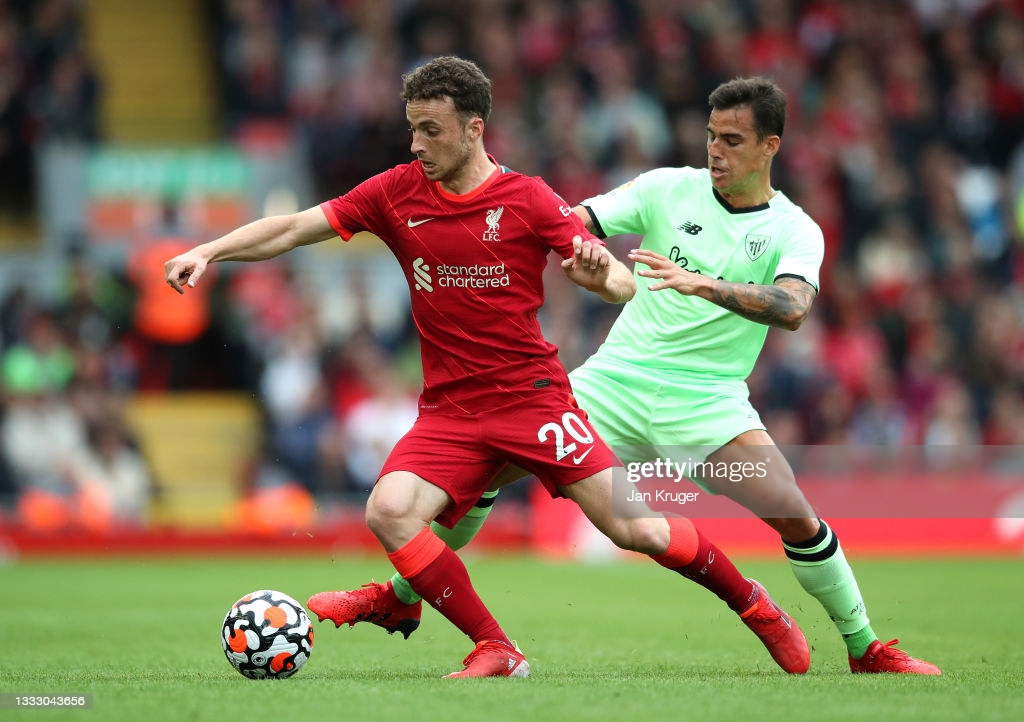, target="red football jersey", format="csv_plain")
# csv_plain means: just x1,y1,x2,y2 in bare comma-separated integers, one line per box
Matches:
320,157,599,414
